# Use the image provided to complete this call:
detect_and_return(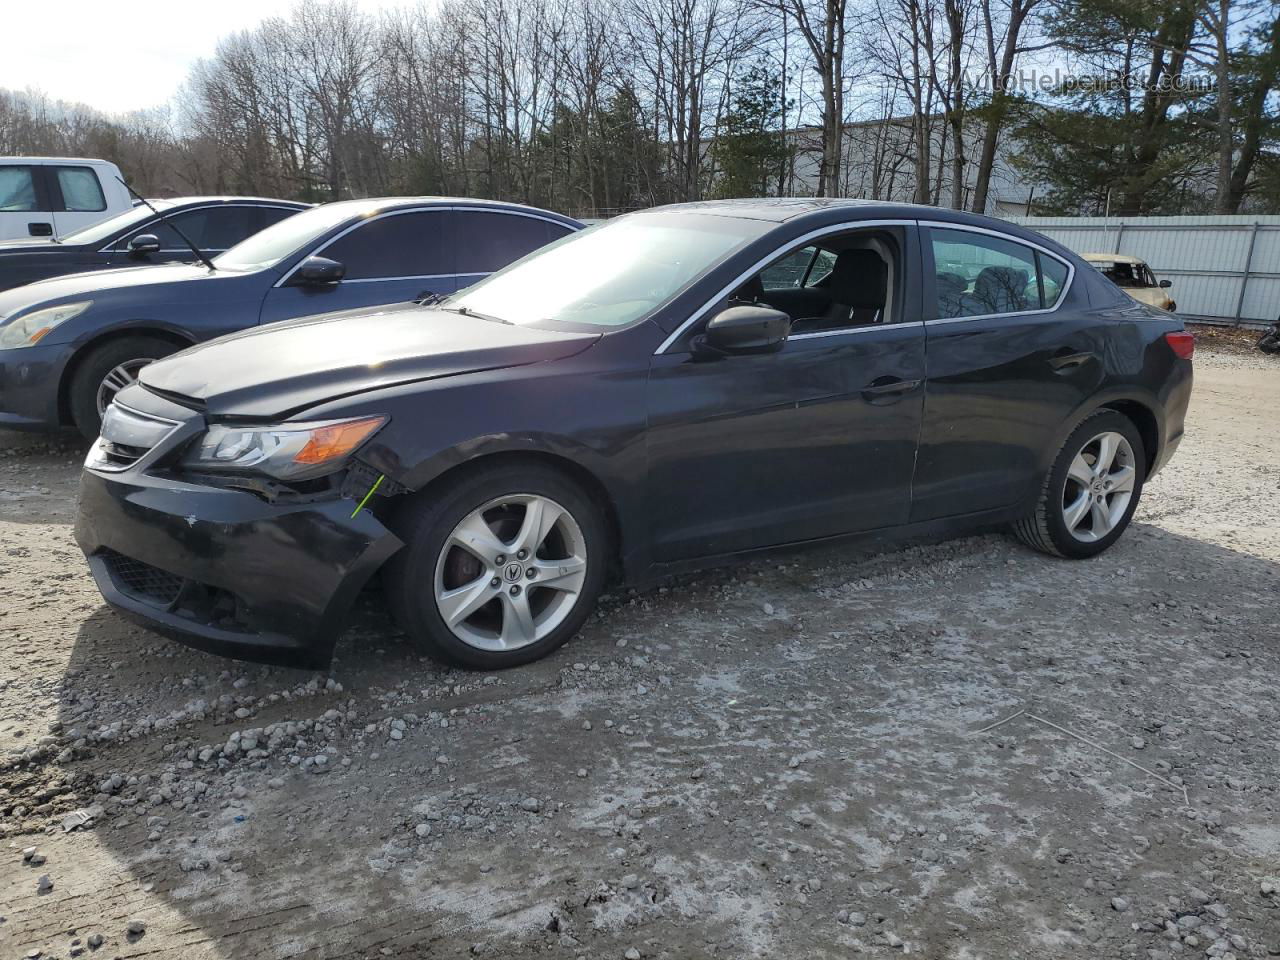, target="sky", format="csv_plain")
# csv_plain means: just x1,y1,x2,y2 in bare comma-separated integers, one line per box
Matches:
1,0,400,116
